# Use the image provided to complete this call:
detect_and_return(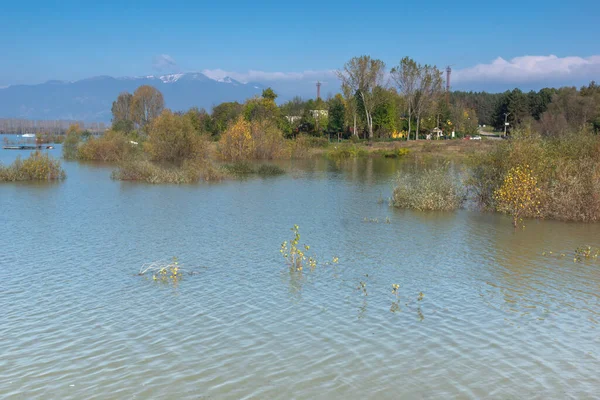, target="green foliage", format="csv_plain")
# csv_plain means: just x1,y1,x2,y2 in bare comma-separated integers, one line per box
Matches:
261,87,278,101
449,91,502,126
377,148,410,158
182,107,213,135
222,162,285,176
327,94,346,135
337,55,386,139
62,124,83,160
392,165,465,211
243,96,280,123
112,119,135,133
296,135,329,148
0,151,66,181
372,87,399,137
326,144,367,159
211,102,243,136
111,92,133,125
222,161,256,175
35,133,65,144
257,164,285,176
